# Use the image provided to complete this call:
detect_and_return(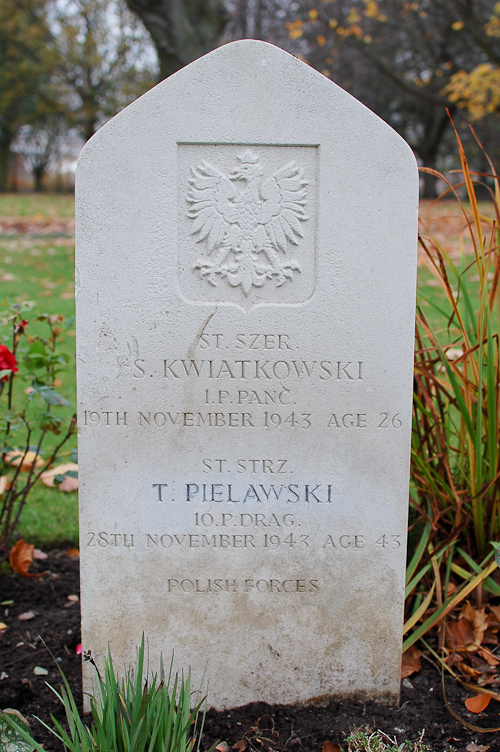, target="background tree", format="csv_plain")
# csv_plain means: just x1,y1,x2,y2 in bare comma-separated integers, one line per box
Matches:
13,114,65,191
284,0,500,196
52,0,157,143
125,0,229,80
0,0,58,191
445,2,500,120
